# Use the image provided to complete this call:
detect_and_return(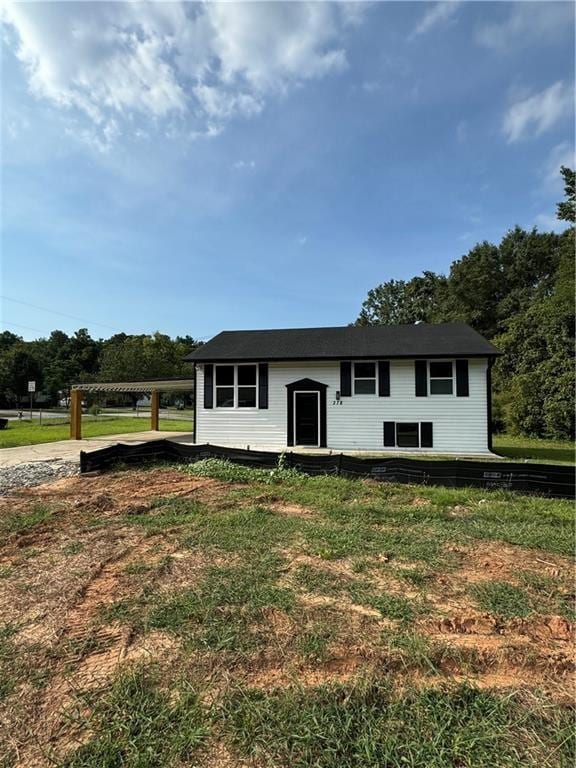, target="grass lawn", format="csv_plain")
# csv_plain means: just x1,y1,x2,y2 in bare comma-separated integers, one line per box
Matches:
493,433,575,465
0,416,192,449
0,460,573,767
